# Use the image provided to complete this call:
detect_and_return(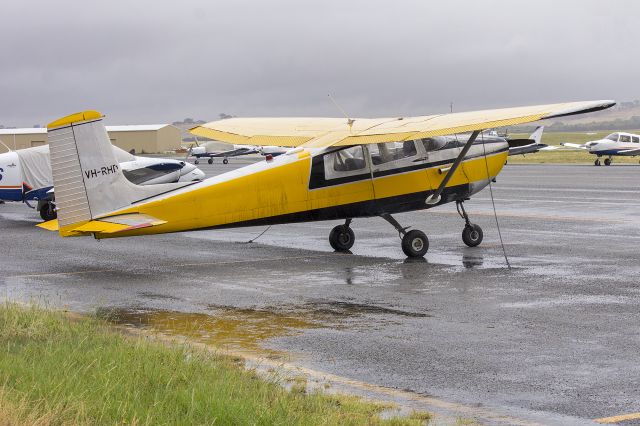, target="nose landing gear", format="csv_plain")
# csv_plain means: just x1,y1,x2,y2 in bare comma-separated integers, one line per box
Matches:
457,200,483,247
